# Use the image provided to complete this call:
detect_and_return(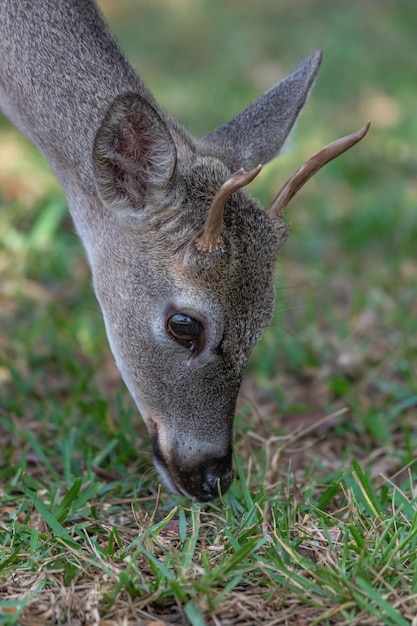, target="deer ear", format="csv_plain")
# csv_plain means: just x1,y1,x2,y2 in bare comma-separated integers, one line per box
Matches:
202,50,322,171
93,92,177,213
